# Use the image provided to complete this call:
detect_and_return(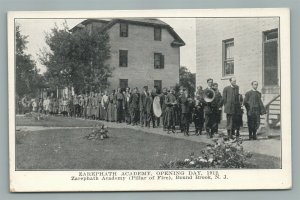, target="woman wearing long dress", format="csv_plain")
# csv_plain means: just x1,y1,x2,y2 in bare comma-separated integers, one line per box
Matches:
43,97,49,115
101,91,109,121
98,92,103,120
108,90,116,122
86,93,92,119
94,93,100,120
